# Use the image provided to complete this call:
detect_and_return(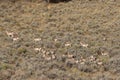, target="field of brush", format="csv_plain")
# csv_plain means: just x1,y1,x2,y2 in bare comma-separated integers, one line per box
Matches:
0,0,120,80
